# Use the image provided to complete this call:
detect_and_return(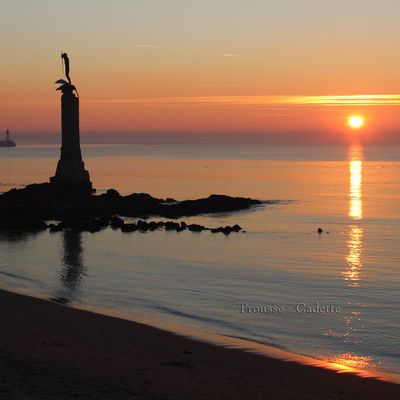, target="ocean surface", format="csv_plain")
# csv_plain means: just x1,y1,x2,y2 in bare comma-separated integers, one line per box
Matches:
1,141,399,381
